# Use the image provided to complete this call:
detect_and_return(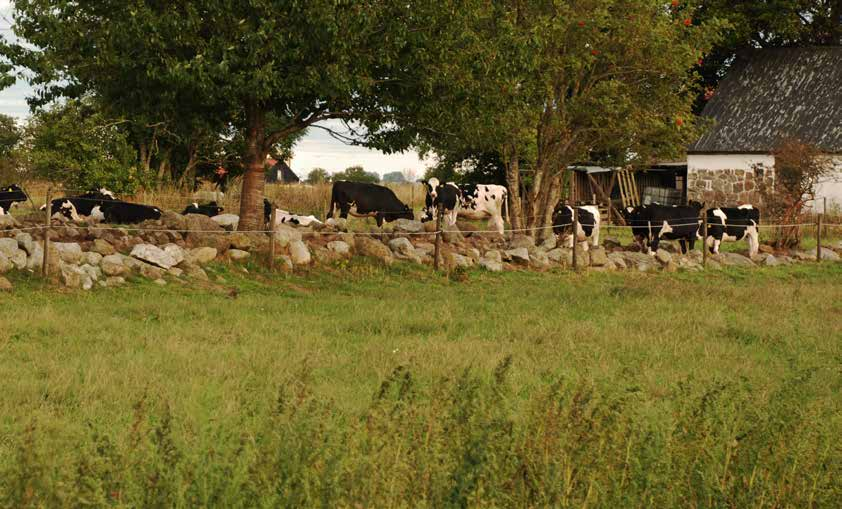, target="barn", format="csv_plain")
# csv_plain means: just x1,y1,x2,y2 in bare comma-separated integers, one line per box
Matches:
687,47,842,207
265,157,301,184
